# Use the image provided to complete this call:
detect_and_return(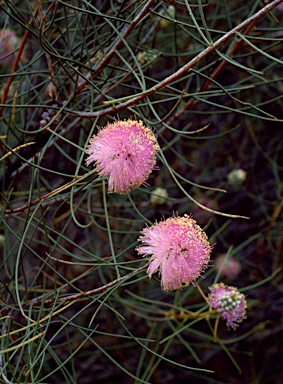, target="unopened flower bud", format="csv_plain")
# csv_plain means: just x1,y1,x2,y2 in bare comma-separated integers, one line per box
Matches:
227,169,247,186
0,28,19,66
159,6,176,28
137,52,146,64
150,187,168,205
0,234,4,247
214,254,241,280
